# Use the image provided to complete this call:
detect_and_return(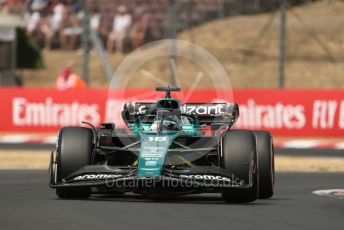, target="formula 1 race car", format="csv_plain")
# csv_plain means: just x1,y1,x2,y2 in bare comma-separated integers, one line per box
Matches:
49,87,275,203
